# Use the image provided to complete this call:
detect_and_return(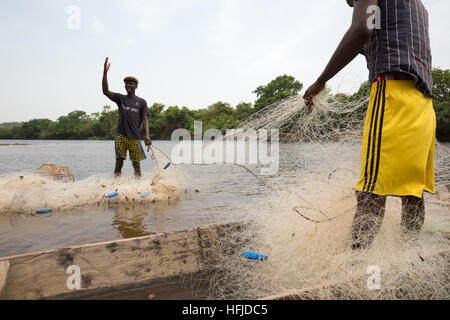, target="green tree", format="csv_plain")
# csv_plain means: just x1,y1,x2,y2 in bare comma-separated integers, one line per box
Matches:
45,110,93,139
434,100,450,141
432,68,450,141
350,81,371,101
96,106,118,139
7,126,22,139
205,102,233,124
160,106,195,139
147,103,167,140
253,75,303,112
234,102,254,121
19,119,53,139
0,126,13,139
432,68,450,101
